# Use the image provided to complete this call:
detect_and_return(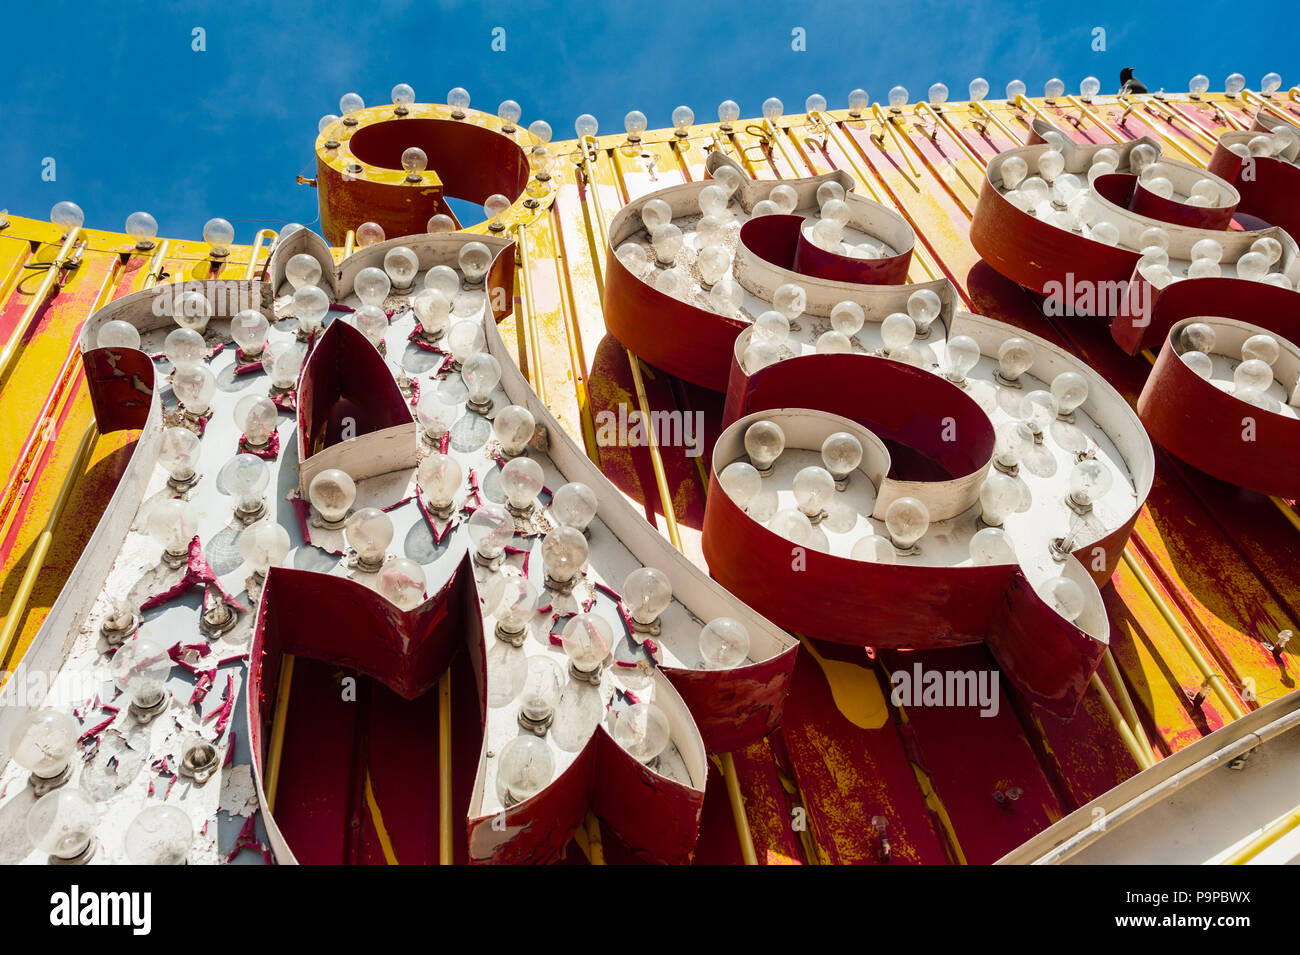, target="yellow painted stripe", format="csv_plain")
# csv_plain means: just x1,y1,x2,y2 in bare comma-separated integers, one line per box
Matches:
364,771,400,865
